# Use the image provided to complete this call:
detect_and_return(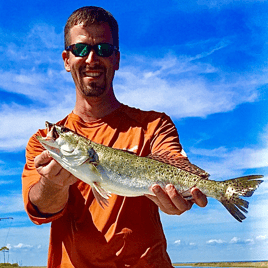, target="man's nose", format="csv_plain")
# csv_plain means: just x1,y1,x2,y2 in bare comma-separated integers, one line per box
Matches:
85,49,100,65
